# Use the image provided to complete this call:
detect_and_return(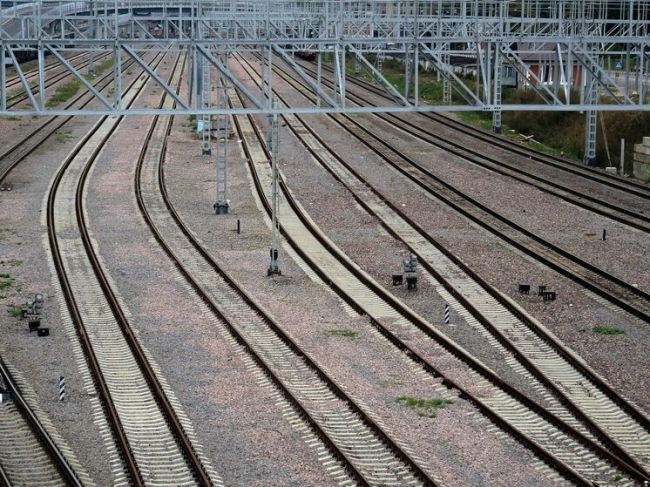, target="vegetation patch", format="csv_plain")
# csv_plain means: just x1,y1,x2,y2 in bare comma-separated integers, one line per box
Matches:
7,306,22,318
0,273,10,278
325,329,359,339
55,131,74,143
92,57,115,77
46,79,82,108
339,55,650,170
593,325,625,335
0,279,13,290
396,396,454,418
